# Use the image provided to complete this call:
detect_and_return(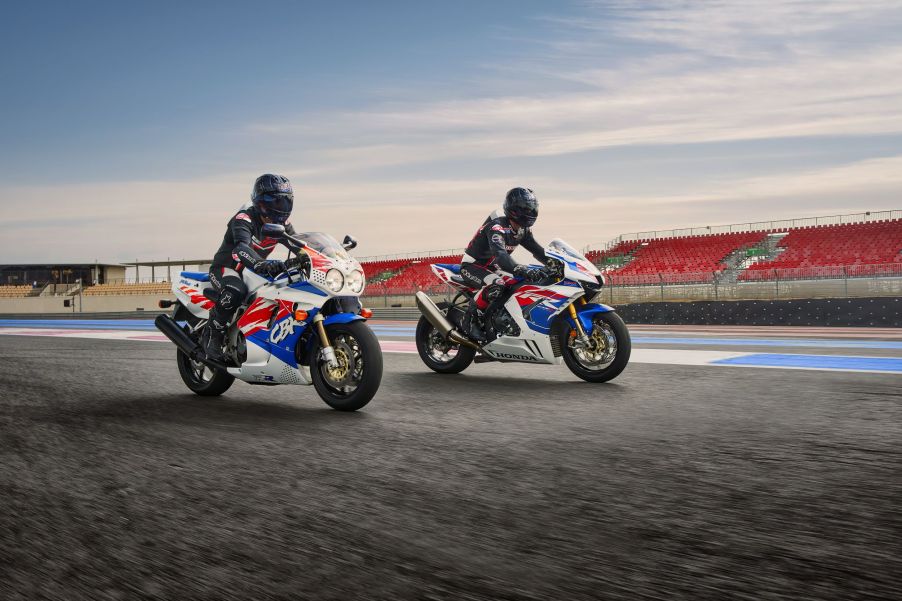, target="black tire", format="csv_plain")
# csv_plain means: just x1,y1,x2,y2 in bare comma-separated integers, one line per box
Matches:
415,316,476,374
310,321,383,411
556,311,631,383
176,349,235,396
